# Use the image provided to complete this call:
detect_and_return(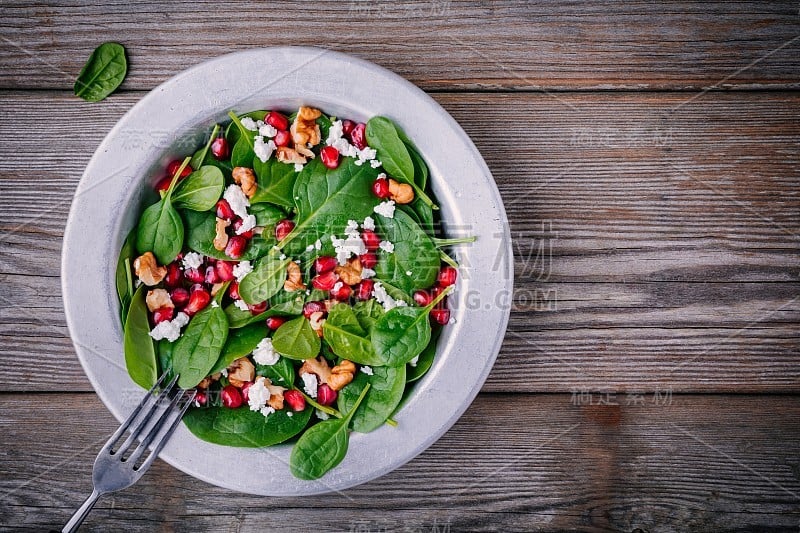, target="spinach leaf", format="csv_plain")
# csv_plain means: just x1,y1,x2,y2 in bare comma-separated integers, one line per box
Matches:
183,210,275,261
116,228,136,324
406,327,440,382
338,364,406,433
184,403,312,447
251,157,297,208
281,158,379,254
228,112,256,168
209,322,267,374
172,304,229,388
406,142,429,190
74,42,127,102
223,290,304,328
256,356,296,387
316,114,332,143
171,166,224,211
352,299,384,330
249,202,285,227
123,285,158,389
238,256,291,304
136,159,188,265
290,383,371,480
157,338,176,383
322,304,382,366
365,116,414,183
189,124,221,170
271,316,320,360
375,209,439,293
226,110,267,147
